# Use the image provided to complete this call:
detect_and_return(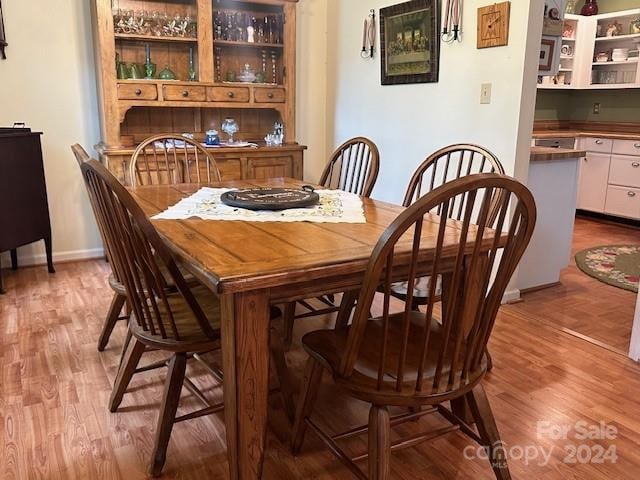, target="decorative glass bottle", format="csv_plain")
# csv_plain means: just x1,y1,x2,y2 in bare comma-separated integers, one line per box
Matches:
580,0,598,16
